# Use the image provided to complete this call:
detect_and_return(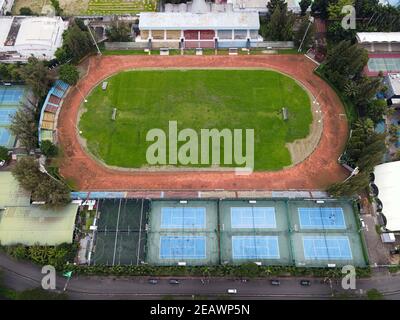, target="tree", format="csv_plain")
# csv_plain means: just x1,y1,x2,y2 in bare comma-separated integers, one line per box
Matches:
40,140,59,157
328,0,354,20
57,24,95,64
363,99,387,124
265,5,295,41
12,157,71,207
323,40,369,90
267,0,287,13
299,0,312,16
50,0,63,16
0,146,10,163
18,57,51,99
59,64,79,85
294,16,315,49
19,7,34,15
9,103,38,151
106,21,132,42
311,0,331,19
